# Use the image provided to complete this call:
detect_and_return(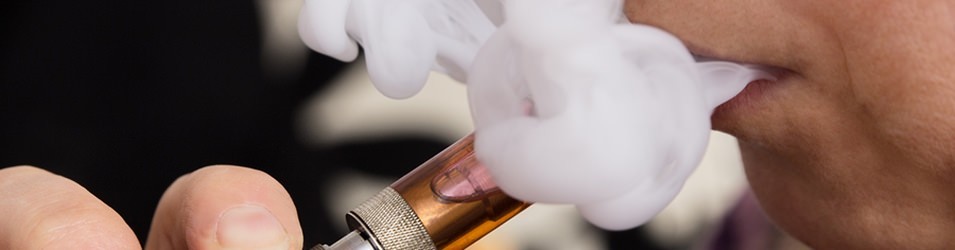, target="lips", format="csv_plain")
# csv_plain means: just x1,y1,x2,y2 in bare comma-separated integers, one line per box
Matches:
714,78,775,114
690,50,793,129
